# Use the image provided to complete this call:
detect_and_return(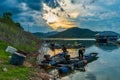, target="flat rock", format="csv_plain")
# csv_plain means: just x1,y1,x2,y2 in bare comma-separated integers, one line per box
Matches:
23,61,32,67
2,67,8,72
